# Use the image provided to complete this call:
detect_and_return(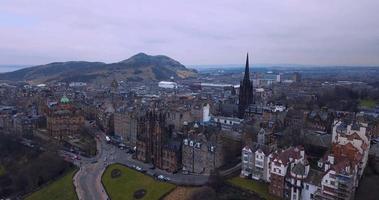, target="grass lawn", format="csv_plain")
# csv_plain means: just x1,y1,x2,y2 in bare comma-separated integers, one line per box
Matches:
0,165,5,176
25,168,78,200
360,99,377,108
102,164,176,200
228,177,279,200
